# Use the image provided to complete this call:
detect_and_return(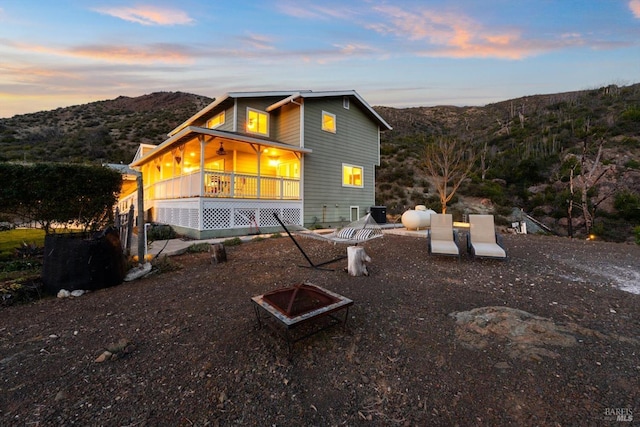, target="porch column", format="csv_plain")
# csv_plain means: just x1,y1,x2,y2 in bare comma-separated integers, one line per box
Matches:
256,149,261,198
199,136,206,197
